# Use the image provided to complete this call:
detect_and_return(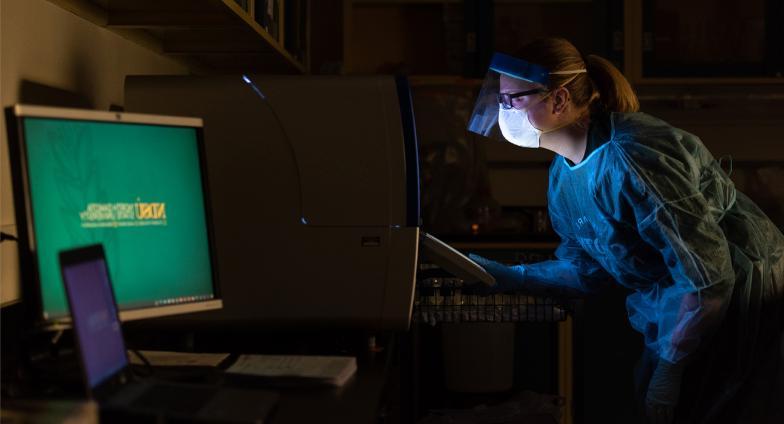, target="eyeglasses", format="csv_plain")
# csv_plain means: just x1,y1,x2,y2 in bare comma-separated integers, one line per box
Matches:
498,88,545,109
